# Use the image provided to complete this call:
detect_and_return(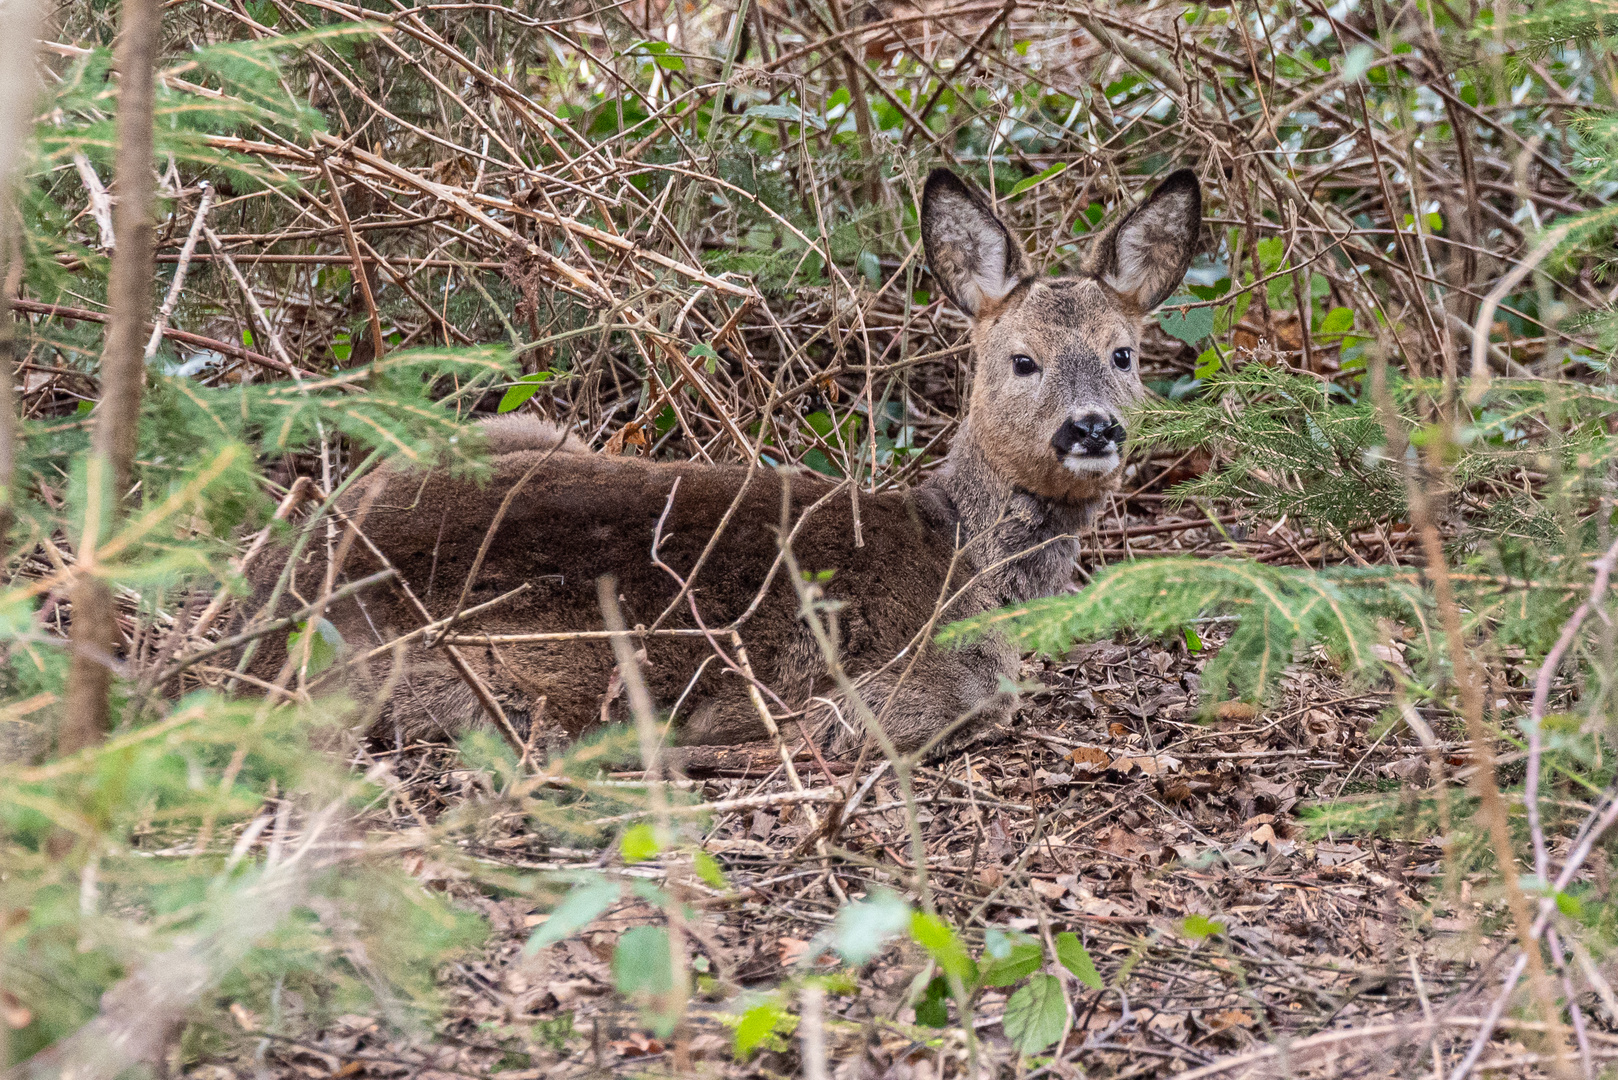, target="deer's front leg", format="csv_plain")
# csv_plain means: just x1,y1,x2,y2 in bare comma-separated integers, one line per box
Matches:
817,636,1020,758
